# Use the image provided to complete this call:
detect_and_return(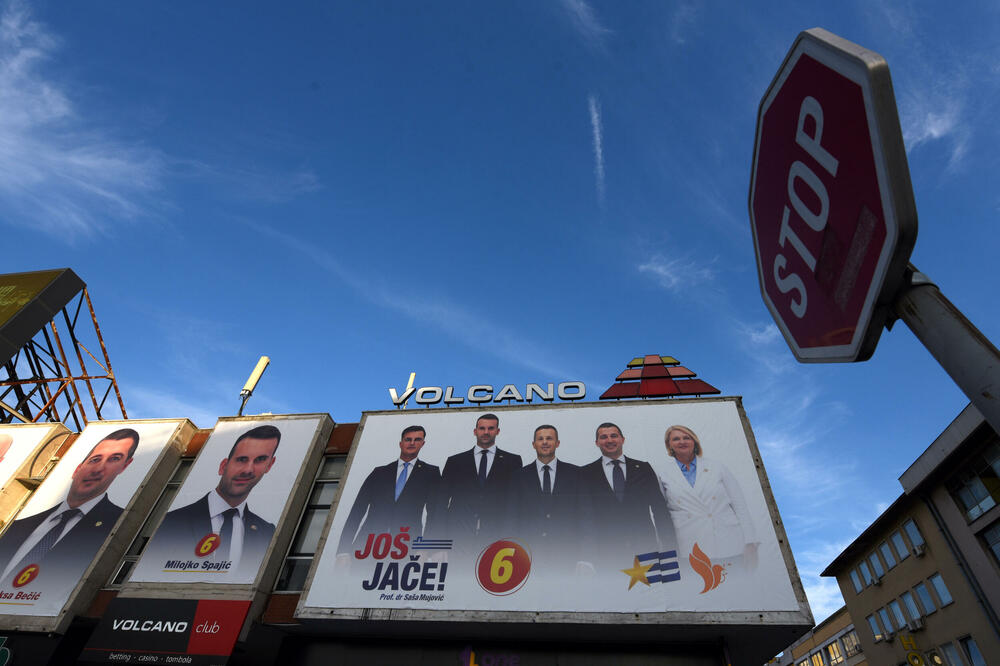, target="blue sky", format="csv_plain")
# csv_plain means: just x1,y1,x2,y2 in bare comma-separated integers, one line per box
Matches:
3,0,999,625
